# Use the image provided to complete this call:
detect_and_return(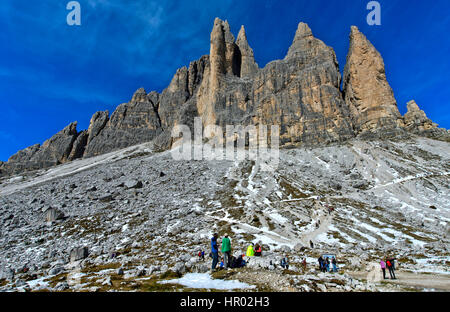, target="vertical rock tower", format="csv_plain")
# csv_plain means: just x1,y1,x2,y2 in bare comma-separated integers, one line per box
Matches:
343,26,404,135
